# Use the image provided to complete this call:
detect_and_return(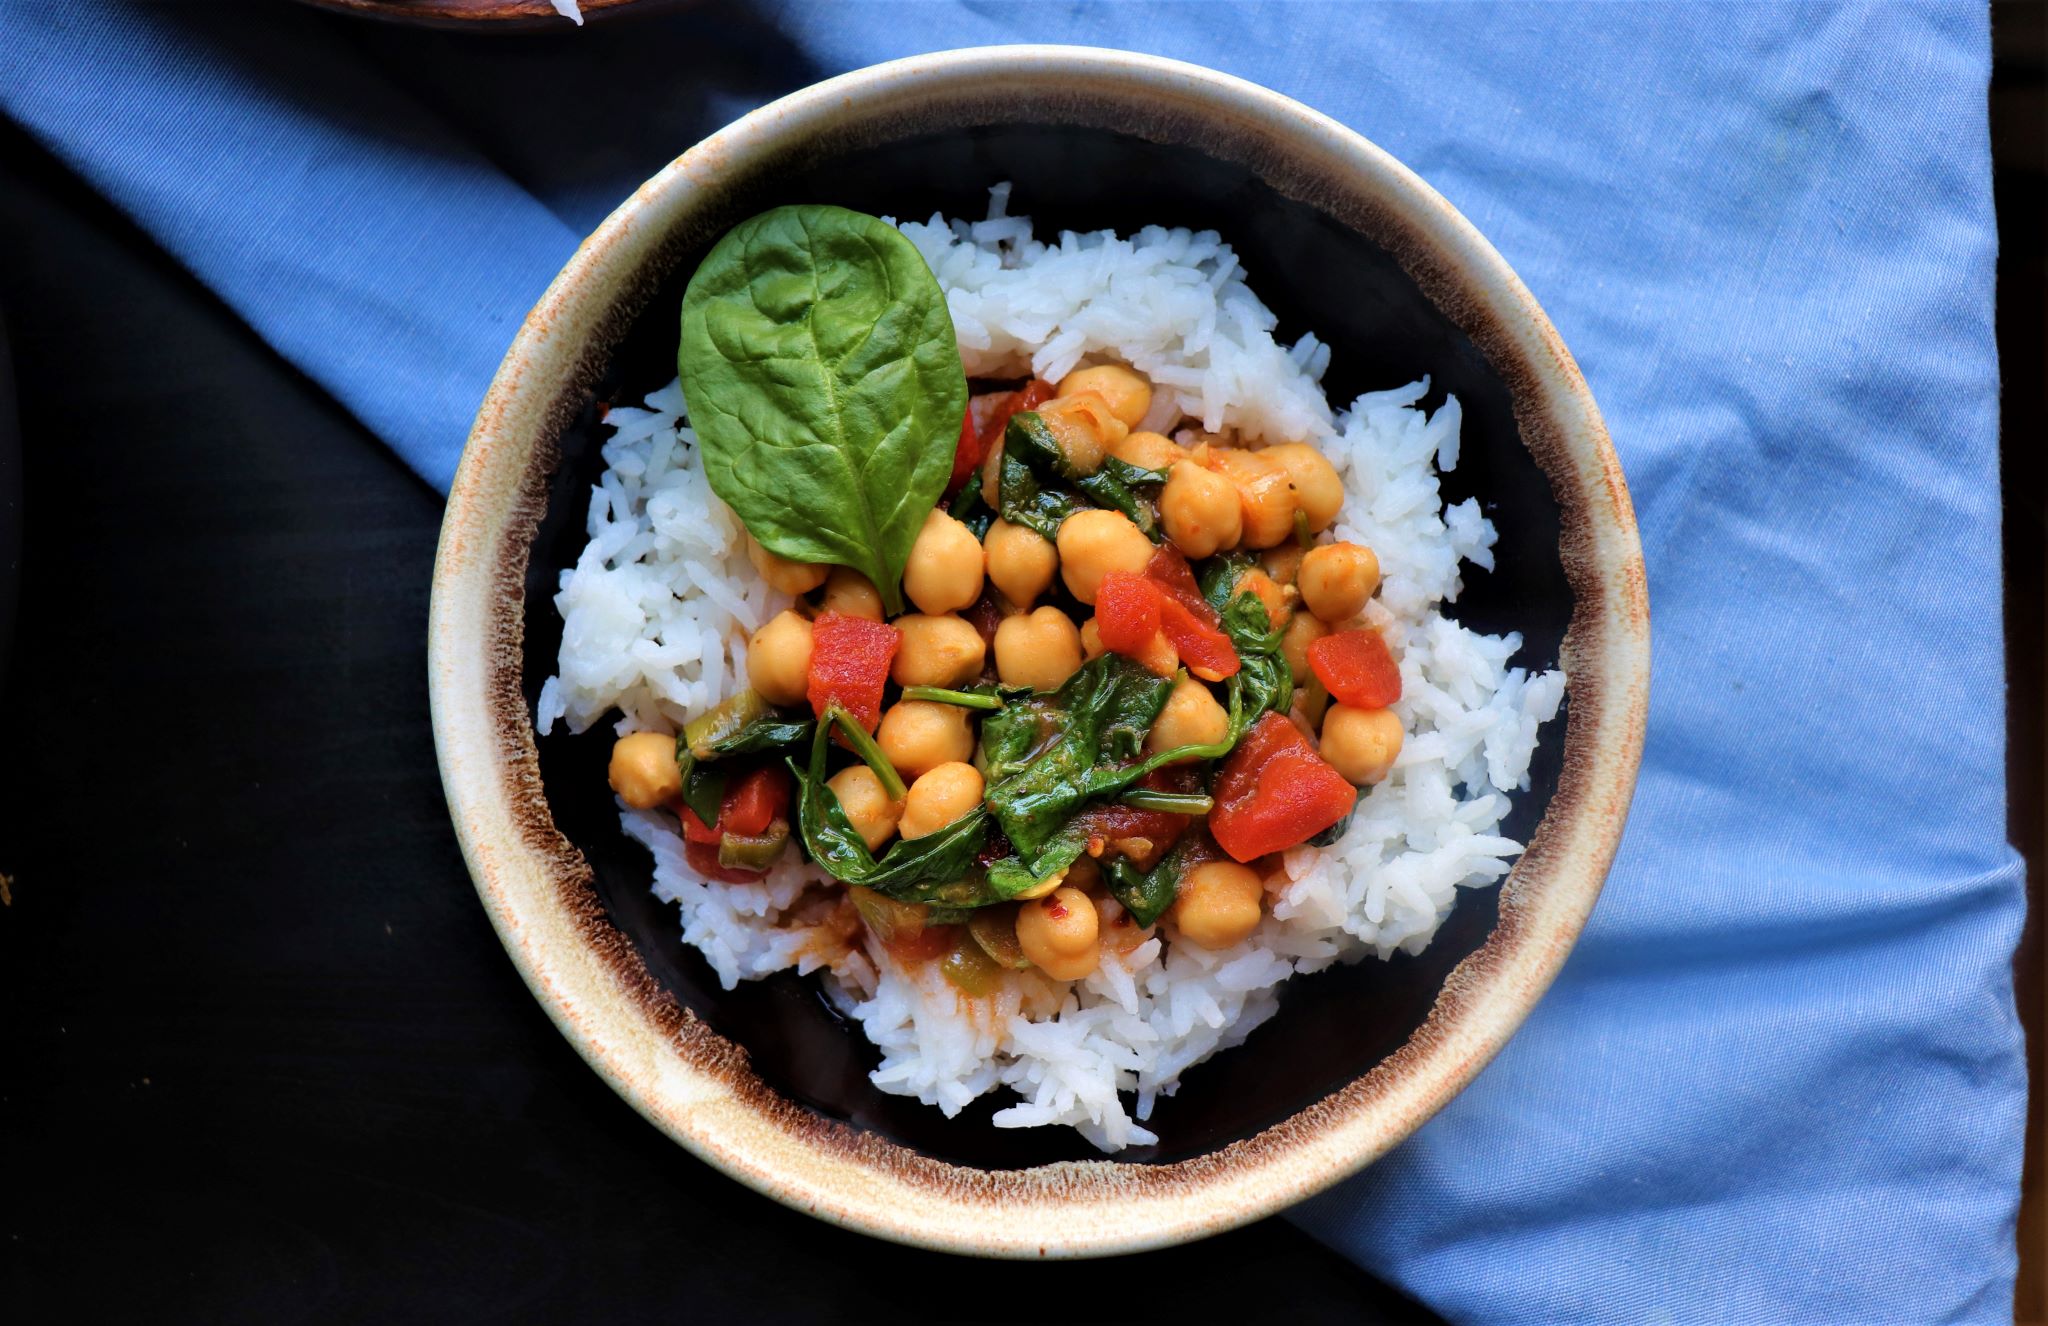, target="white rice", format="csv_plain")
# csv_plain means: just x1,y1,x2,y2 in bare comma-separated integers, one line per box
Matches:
538,189,1565,1151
